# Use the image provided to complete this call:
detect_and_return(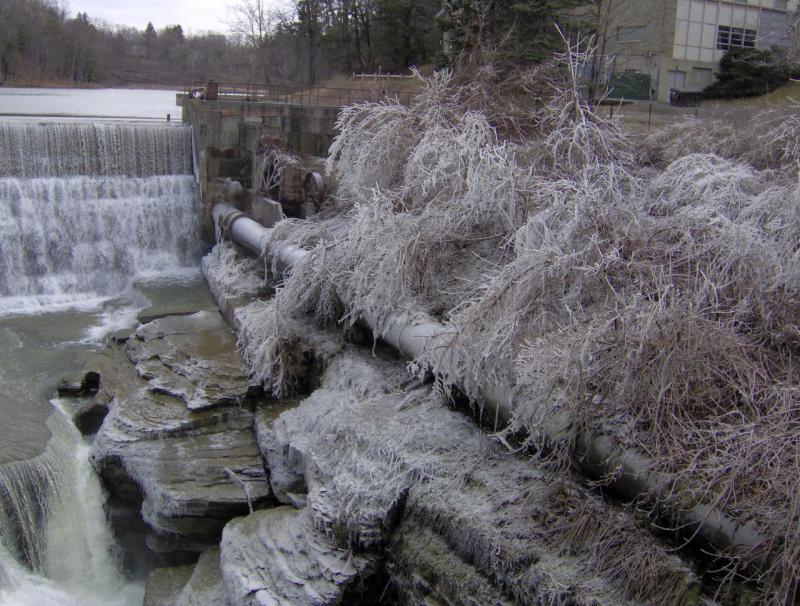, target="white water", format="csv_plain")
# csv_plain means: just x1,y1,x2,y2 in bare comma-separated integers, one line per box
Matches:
0,405,143,606
0,175,200,310
0,123,191,177
0,122,200,315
